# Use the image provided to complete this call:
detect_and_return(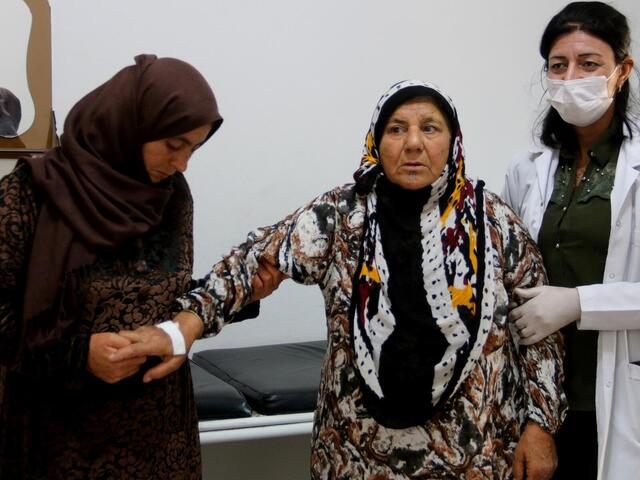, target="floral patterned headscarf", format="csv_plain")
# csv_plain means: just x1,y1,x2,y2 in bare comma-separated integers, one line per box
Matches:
350,80,496,428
